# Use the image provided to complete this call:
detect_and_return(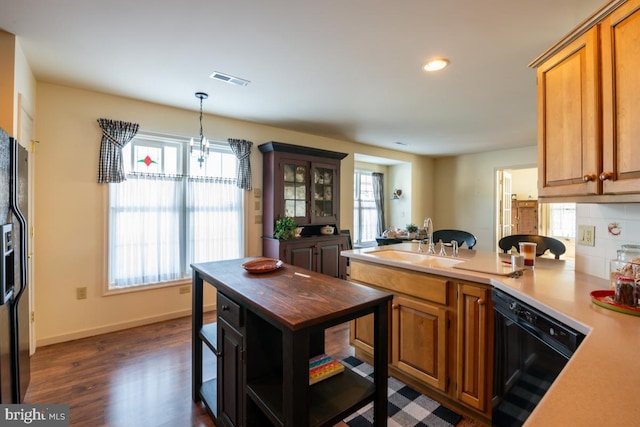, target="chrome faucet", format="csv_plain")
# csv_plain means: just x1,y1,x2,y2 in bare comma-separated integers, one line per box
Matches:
423,217,435,254
451,240,459,257
438,239,447,256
